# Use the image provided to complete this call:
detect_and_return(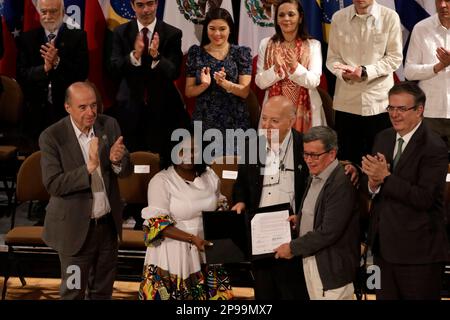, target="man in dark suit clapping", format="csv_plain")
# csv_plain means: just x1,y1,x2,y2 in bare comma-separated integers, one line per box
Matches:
362,81,449,300
110,0,189,153
17,0,89,147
